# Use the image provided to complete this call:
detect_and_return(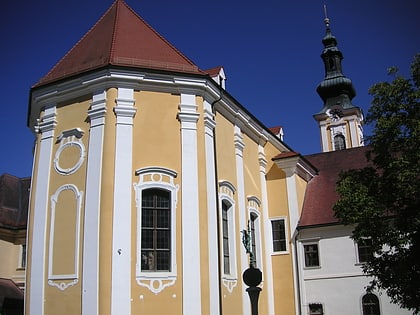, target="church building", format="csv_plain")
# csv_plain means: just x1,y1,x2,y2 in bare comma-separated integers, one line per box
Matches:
0,1,413,315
